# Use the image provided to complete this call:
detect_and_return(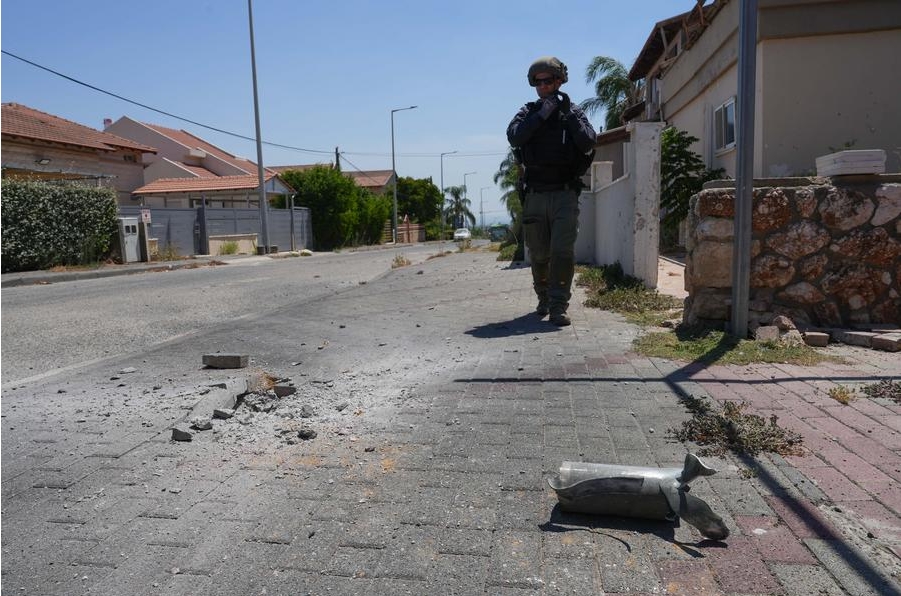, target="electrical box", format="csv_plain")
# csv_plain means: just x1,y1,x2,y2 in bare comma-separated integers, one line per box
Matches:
117,217,140,263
